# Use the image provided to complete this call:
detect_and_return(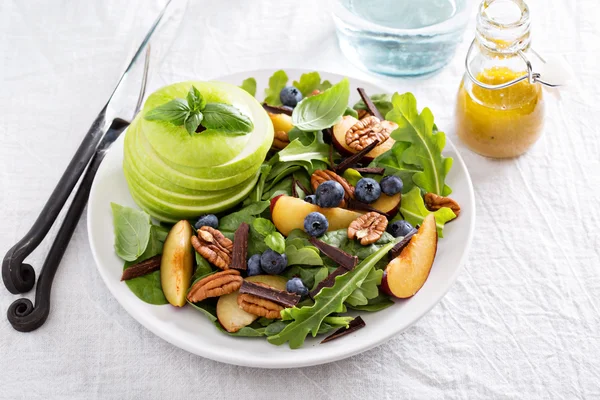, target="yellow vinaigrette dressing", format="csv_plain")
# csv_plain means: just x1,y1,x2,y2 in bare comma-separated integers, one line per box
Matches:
456,67,544,158
456,0,552,158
